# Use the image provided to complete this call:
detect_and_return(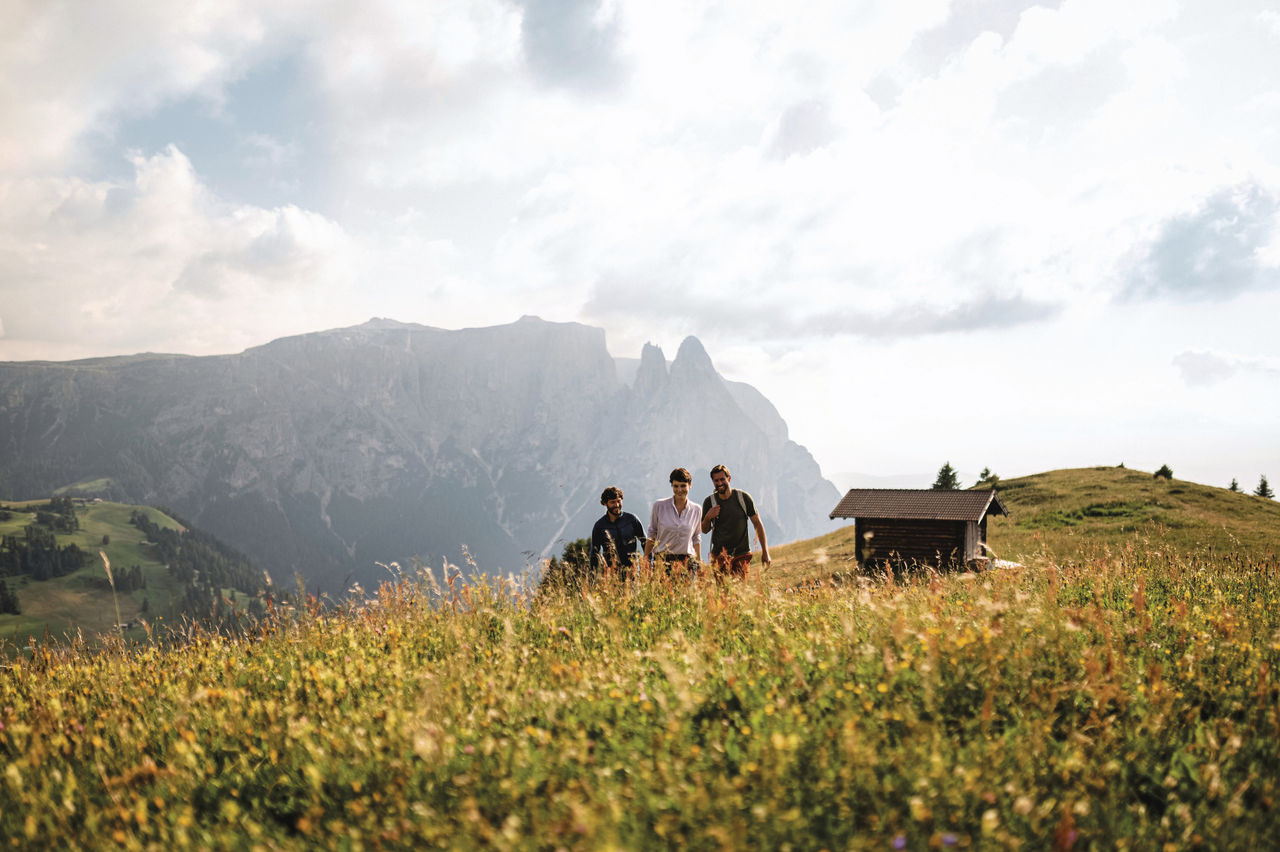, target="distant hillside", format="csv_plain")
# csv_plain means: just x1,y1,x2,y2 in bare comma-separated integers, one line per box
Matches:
987,465,1280,561
0,498,264,653
768,465,1280,583
0,317,839,593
